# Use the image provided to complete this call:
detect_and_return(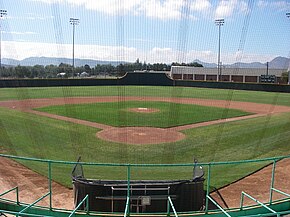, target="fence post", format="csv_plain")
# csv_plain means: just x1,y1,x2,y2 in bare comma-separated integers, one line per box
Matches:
205,164,211,214
240,192,244,210
269,160,276,205
48,161,52,210
167,197,170,217
16,187,19,205
86,195,89,214
126,165,131,217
